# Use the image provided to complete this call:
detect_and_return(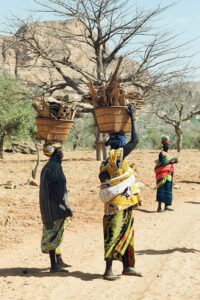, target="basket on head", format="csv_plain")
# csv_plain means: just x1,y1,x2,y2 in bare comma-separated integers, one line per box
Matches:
94,106,132,133
35,117,74,142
